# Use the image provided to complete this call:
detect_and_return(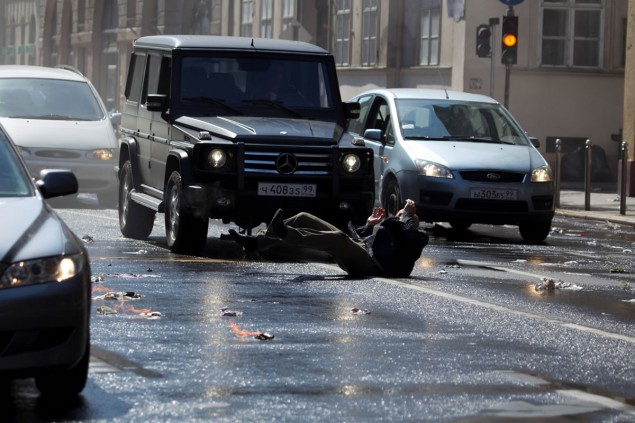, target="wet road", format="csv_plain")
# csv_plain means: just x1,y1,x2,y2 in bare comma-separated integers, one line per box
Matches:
3,196,635,422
